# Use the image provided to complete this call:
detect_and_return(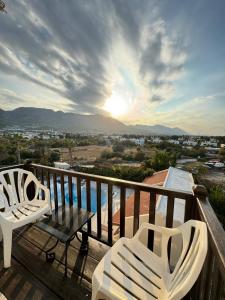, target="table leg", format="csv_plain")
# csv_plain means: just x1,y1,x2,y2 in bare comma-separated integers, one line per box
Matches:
64,241,70,277
80,231,89,254
46,239,59,263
